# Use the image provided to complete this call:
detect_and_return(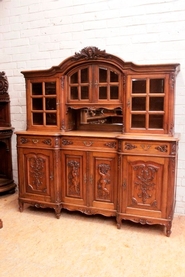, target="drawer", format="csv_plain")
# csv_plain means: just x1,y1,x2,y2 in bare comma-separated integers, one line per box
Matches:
121,140,172,155
61,136,118,151
17,135,60,148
